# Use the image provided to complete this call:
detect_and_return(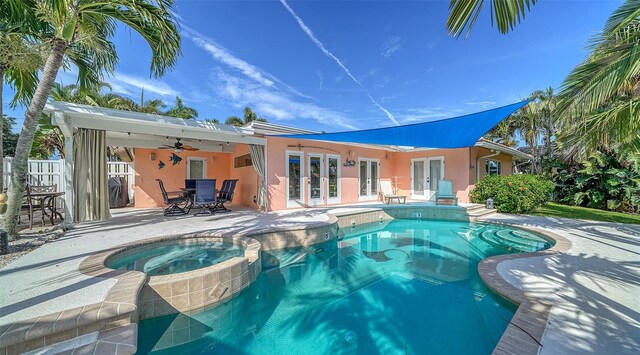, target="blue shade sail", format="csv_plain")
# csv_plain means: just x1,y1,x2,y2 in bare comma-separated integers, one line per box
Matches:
273,100,531,149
